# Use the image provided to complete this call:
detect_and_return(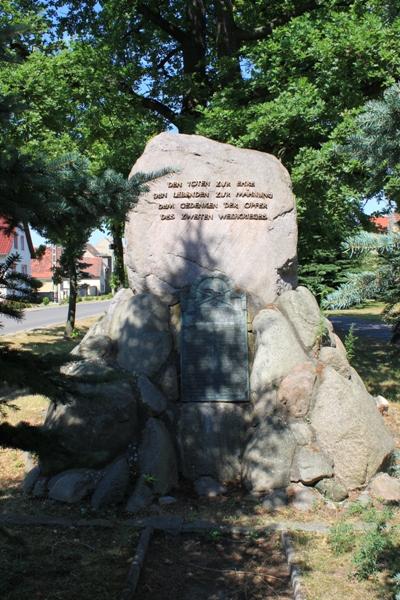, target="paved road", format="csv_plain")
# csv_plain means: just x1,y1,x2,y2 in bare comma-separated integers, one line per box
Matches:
0,300,111,336
328,315,392,343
